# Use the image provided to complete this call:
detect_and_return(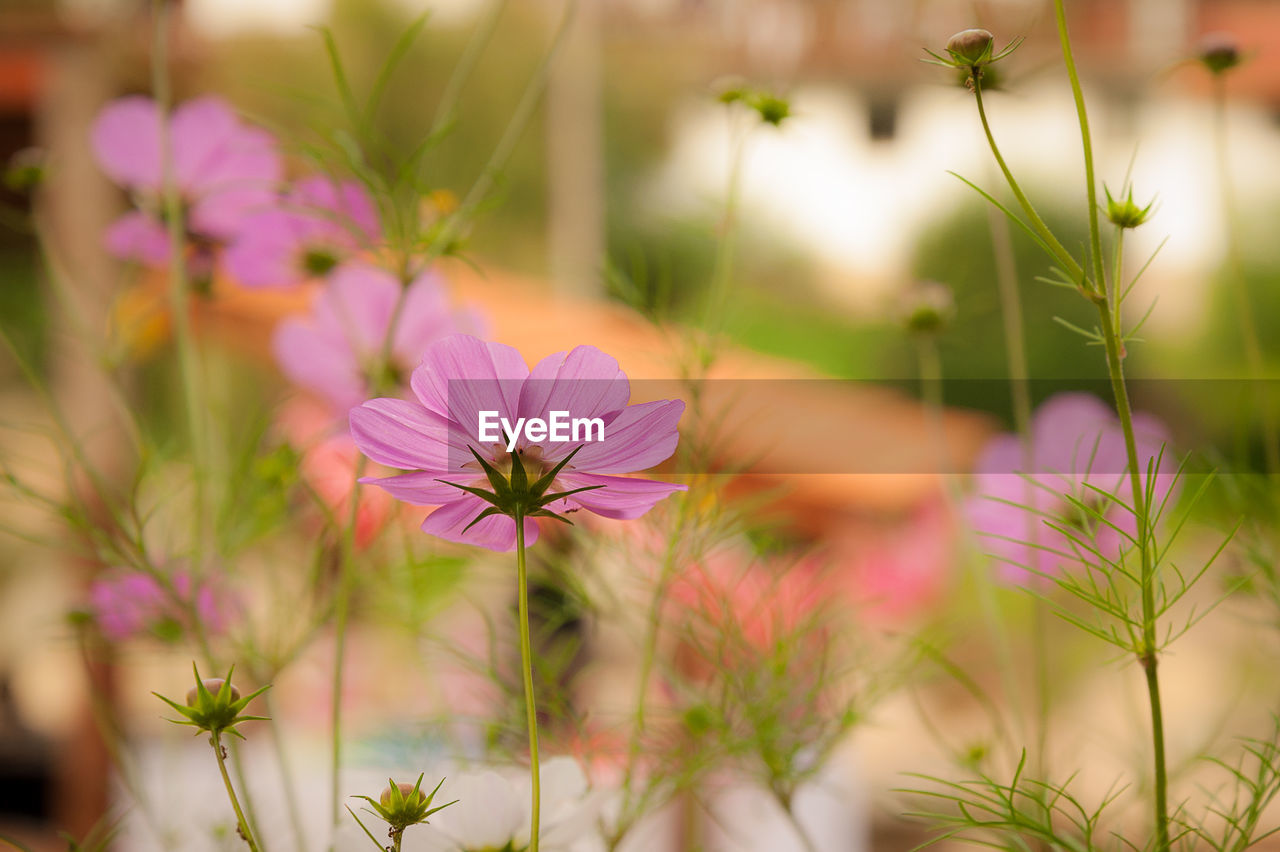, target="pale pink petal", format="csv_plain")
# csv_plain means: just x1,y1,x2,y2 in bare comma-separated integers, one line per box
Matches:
409,334,529,428
419,494,538,552
349,397,453,470
103,212,171,266
360,471,482,506
91,96,161,189
272,315,366,411
169,96,243,188
315,263,399,354
556,472,686,520
519,345,630,425
564,398,684,473
224,209,306,288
